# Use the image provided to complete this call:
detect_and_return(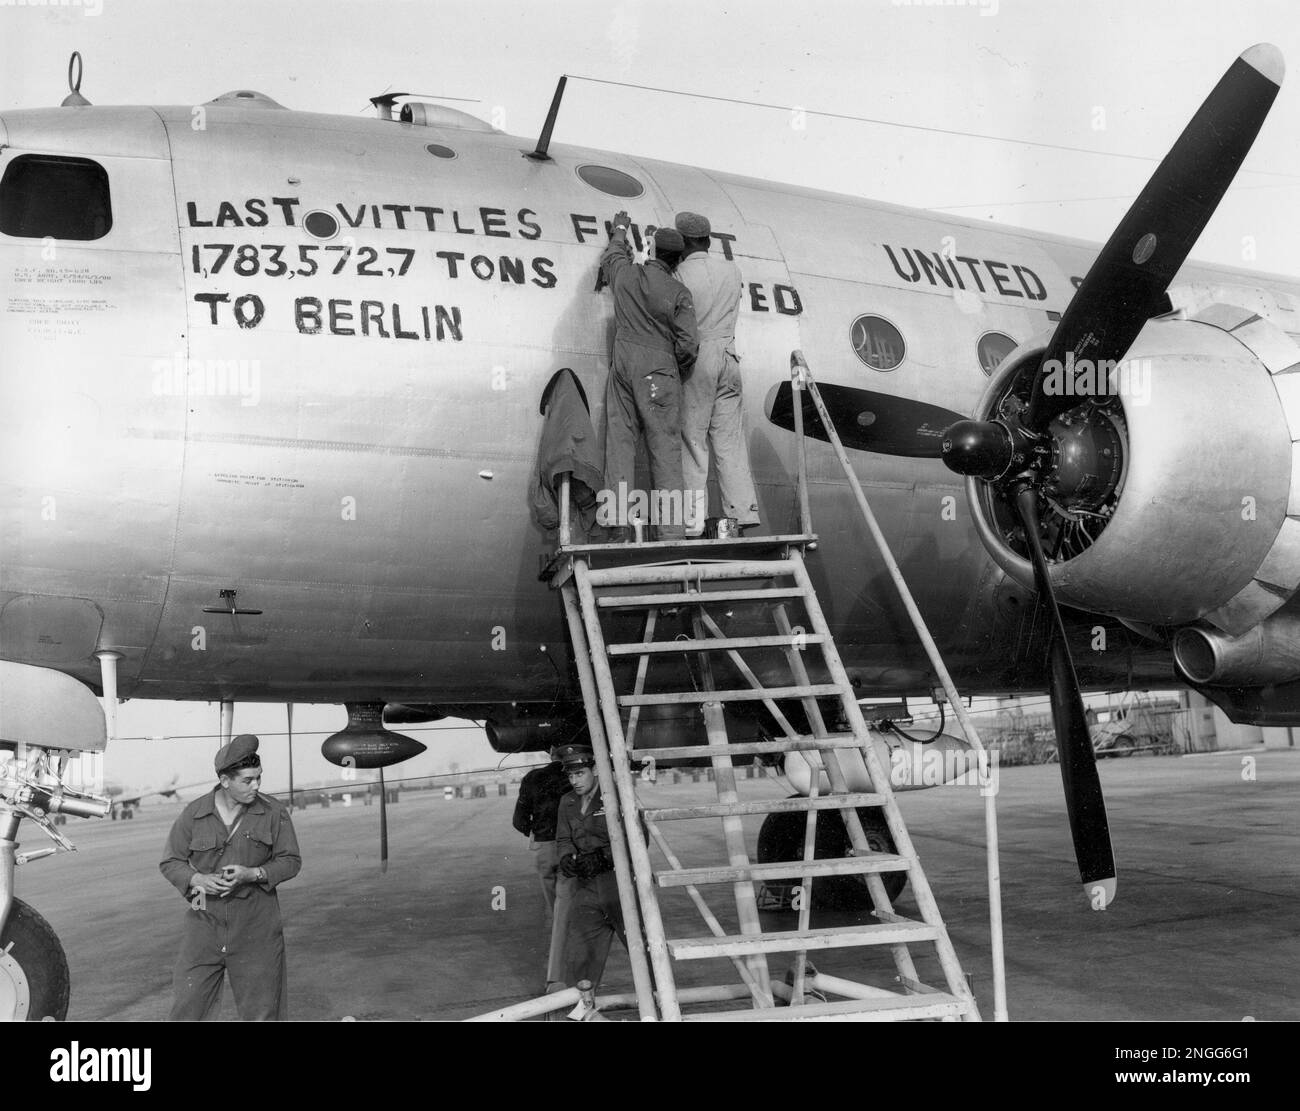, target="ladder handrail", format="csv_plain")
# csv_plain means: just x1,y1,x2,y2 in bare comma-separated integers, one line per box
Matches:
790,349,1008,1022
571,565,687,1019
792,360,813,535
558,584,662,1020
